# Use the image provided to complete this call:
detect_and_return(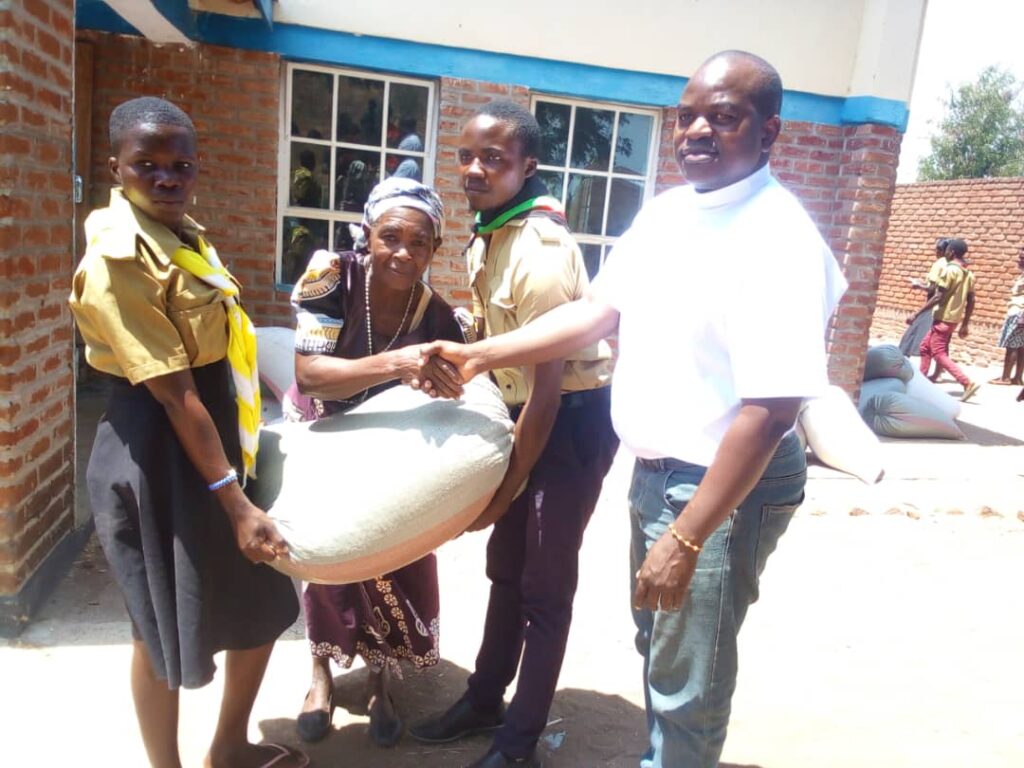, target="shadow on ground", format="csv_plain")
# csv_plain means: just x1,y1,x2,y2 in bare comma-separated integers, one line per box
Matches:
955,421,1024,446
260,658,653,767
13,537,307,647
